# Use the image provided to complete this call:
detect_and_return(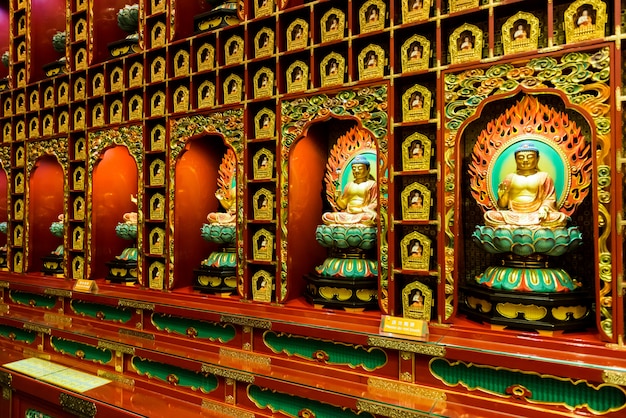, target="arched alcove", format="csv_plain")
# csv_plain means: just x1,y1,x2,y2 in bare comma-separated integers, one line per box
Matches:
28,155,63,272
174,136,225,289
288,118,363,301
92,146,138,279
